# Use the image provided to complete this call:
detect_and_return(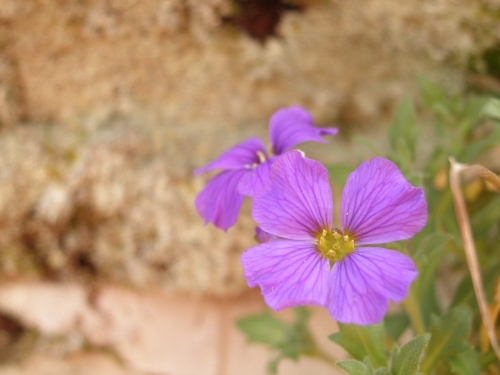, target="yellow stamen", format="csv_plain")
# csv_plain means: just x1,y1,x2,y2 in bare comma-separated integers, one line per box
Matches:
316,229,355,265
